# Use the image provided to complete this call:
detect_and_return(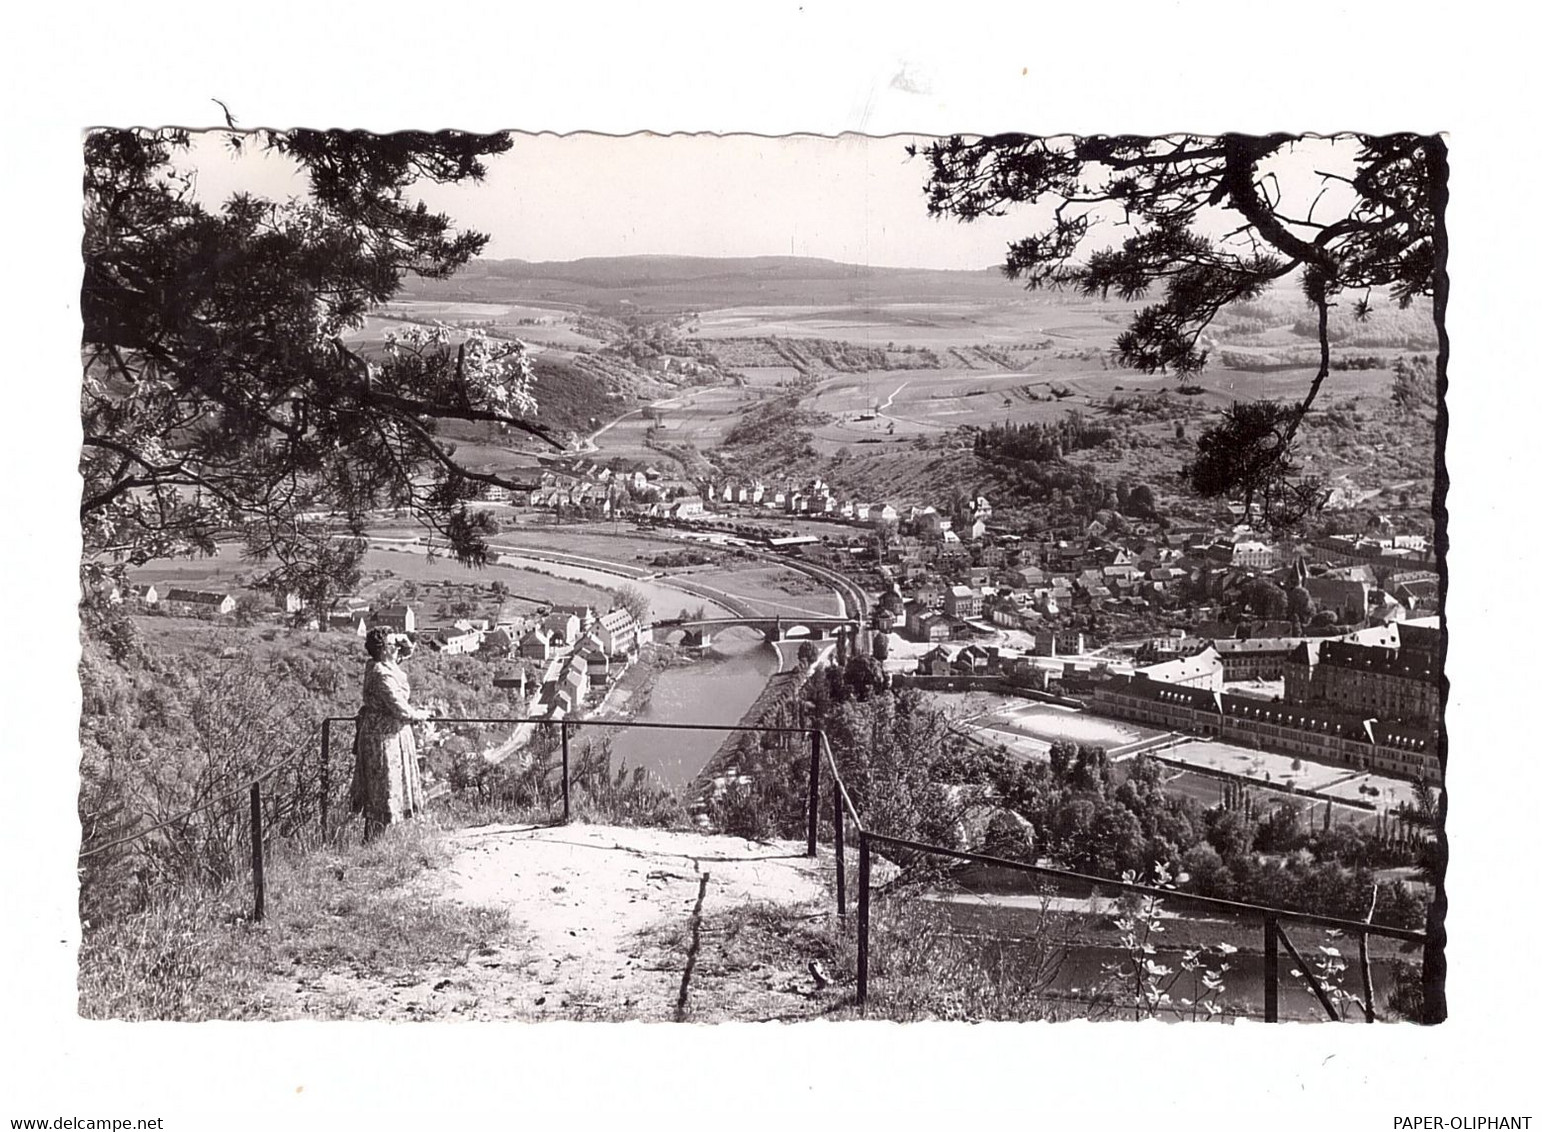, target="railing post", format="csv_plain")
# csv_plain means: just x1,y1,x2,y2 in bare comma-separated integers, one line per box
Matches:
250,782,266,923
1359,886,1379,1023
856,833,871,1007
834,790,846,917
1358,930,1377,1023
1263,915,1279,1022
806,729,822,858
1276,920,1340,1022
319,719,331,844
560,720,571,824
